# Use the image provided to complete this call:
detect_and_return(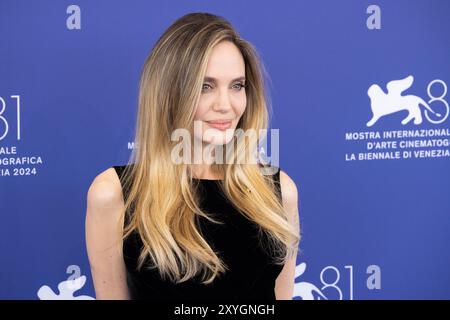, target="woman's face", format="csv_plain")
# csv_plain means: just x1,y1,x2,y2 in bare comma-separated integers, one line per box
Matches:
193,40,247,146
